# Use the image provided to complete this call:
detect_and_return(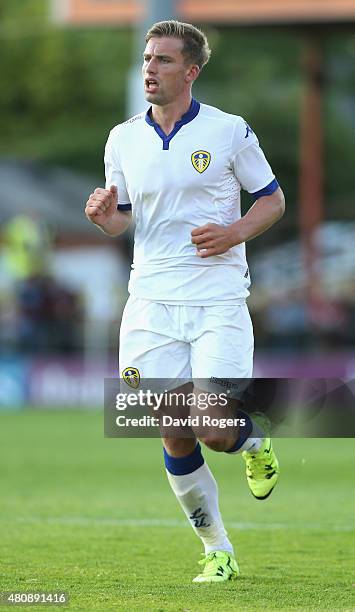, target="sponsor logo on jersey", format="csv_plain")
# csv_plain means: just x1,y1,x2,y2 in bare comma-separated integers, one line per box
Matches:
122,367,140,389
191,150,211,174
244,121,254,139
122,113,144,125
